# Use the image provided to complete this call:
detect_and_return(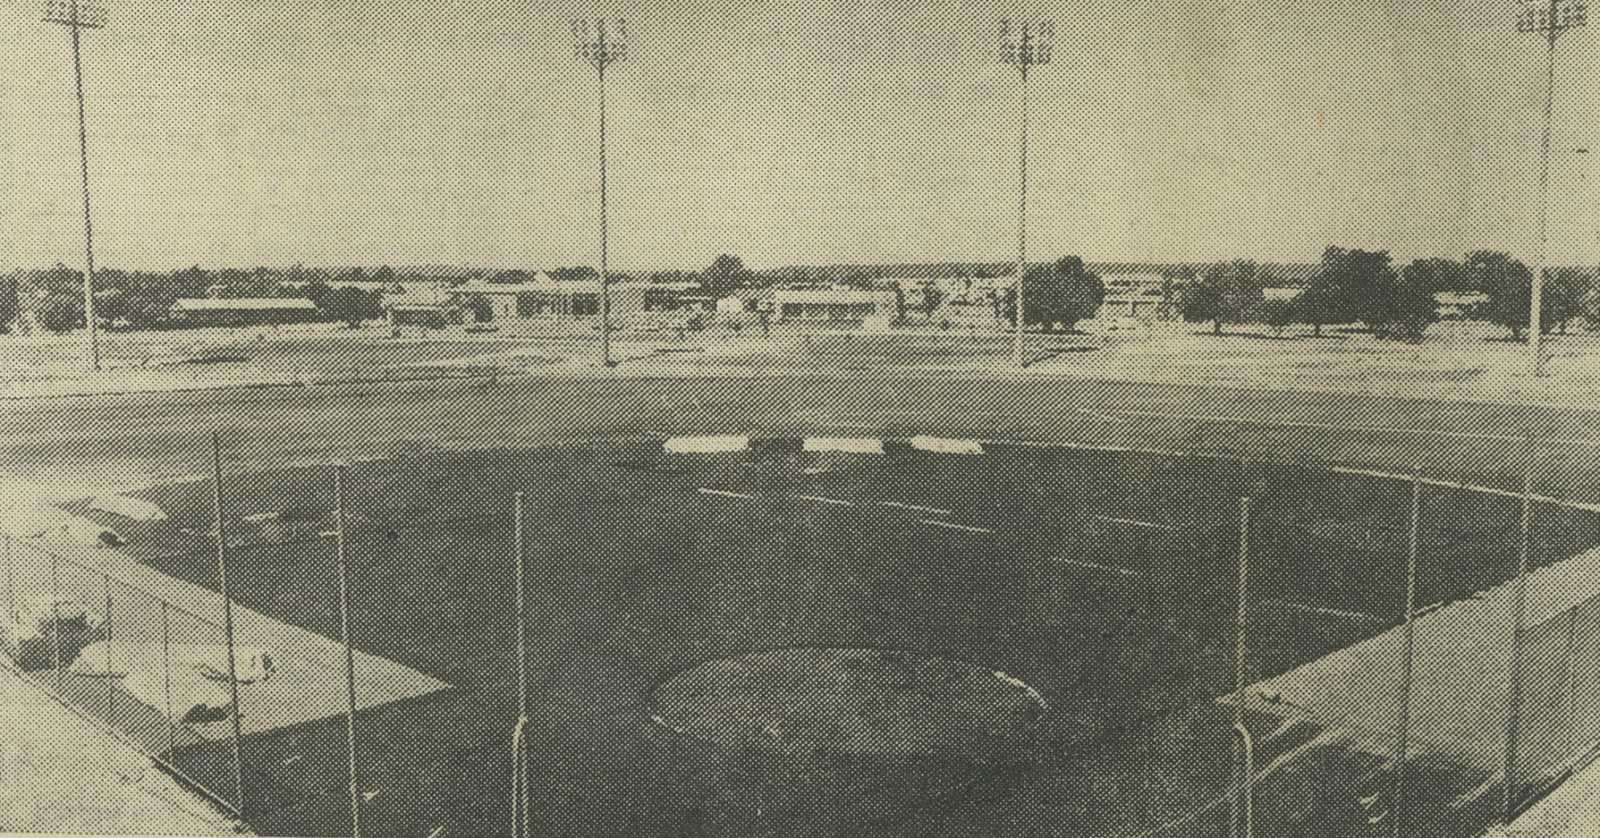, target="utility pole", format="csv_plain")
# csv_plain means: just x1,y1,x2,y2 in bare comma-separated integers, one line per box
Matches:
572,19,629,368
42,0,108,372
1517,0,1587,377
998,18,1052,369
